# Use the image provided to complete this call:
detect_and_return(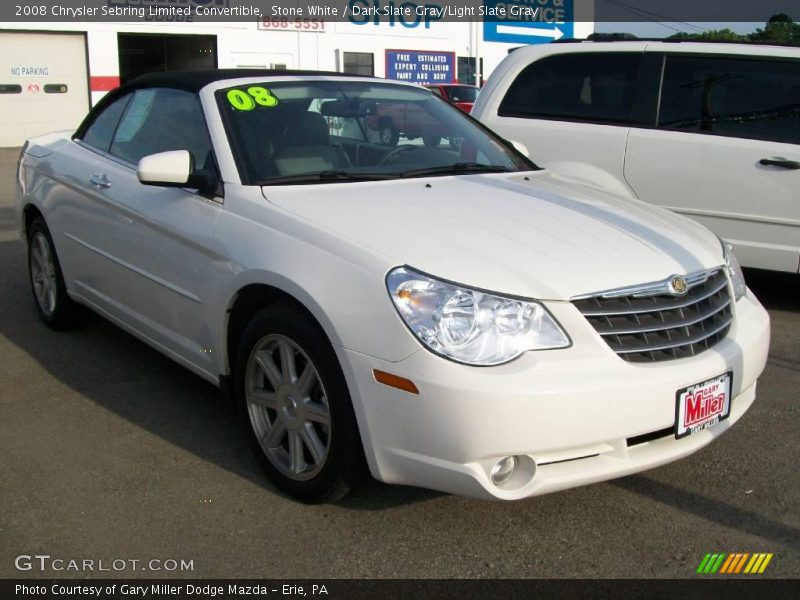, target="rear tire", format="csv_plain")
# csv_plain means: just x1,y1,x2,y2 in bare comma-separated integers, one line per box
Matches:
27,218,84,329
377,118,399,147
234,302,366,503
